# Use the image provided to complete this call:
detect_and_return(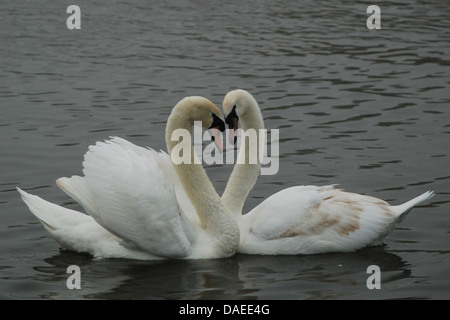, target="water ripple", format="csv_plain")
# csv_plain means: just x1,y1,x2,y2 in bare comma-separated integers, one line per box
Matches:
1,0,449,300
